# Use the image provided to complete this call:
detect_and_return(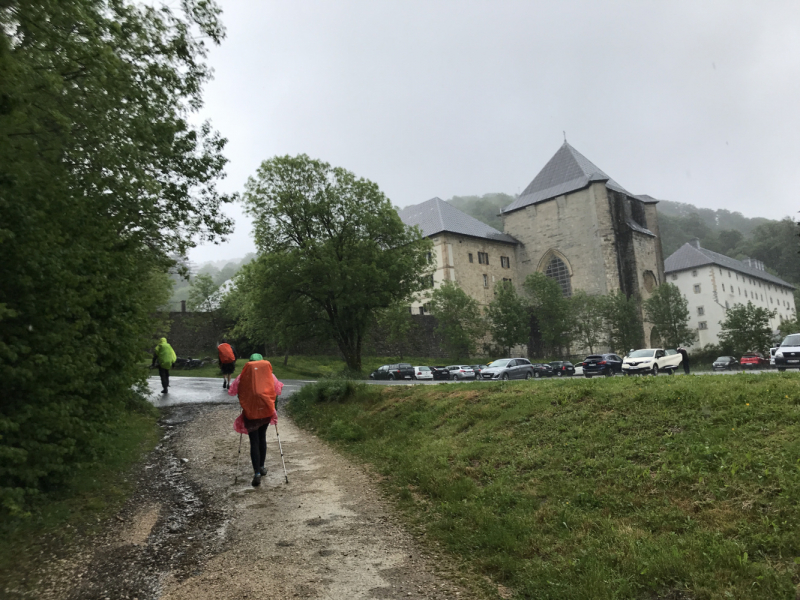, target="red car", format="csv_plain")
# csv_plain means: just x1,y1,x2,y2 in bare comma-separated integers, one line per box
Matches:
740,353,768,369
